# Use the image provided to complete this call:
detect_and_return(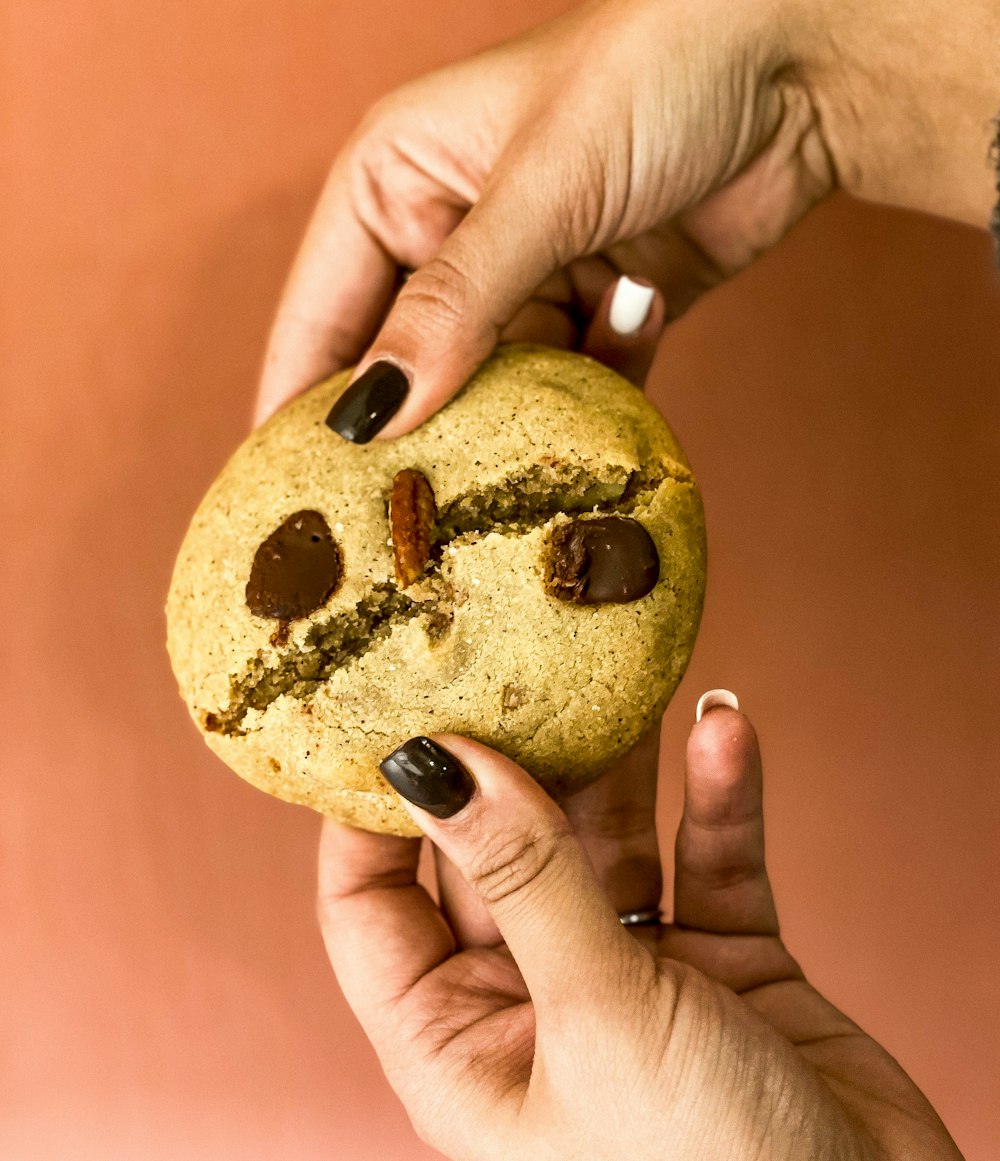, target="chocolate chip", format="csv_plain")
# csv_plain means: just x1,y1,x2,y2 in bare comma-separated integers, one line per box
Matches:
545,516,659,605
246,510,342,621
